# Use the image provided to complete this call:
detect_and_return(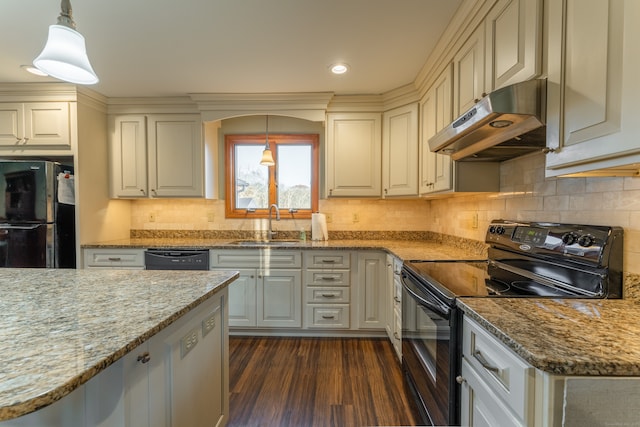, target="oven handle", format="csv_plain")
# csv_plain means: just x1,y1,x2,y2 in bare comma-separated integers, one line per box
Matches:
401,274,450,317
